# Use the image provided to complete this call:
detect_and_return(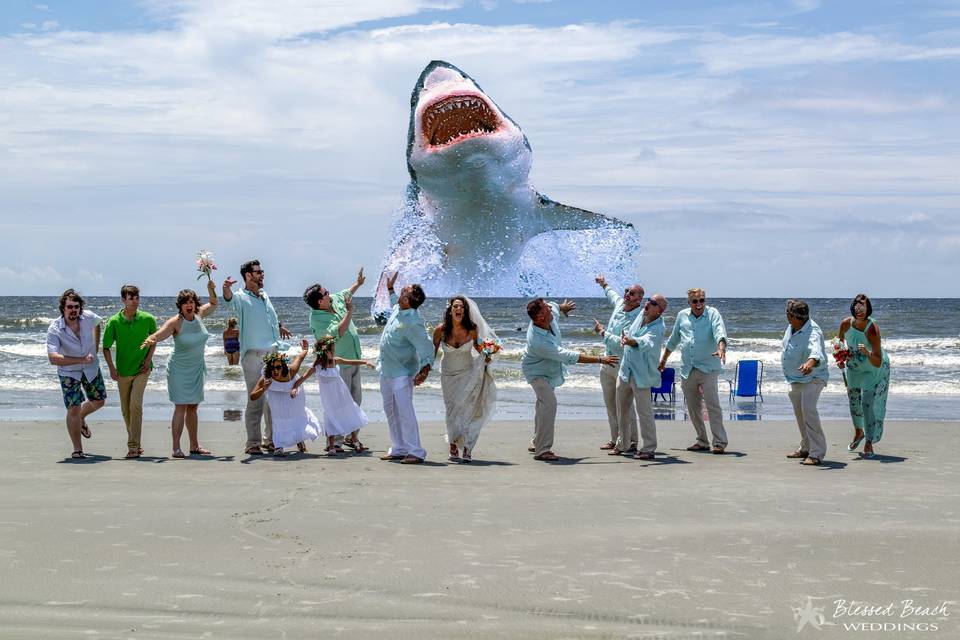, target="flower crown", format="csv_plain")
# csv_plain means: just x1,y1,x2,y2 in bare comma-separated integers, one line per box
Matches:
261,351,288,367
314,335,336,356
